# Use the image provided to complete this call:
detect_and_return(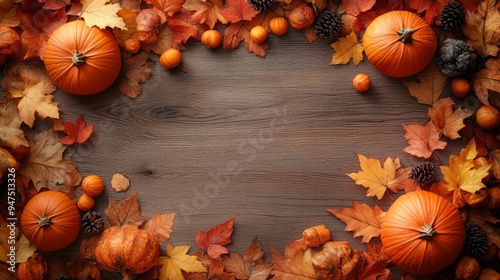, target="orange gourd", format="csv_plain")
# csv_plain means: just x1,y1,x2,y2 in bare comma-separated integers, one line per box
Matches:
380,190,465,275
81,174,105,197
476,105,500,130
94,225,160,279
160,48,182,70
352,74,371,92
201,29,223,49
269,17,288,36
77,193,96,212
21,191,81,251
288,3,315,30
250,26,268,44
451,78,471,98
44,20,121,95
362,11,437,78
